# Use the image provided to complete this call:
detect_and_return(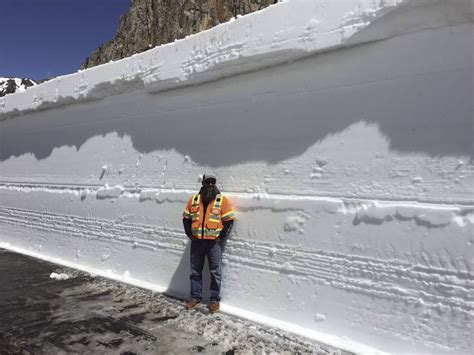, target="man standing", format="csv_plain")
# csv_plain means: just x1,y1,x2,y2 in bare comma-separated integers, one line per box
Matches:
182,174,235,313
